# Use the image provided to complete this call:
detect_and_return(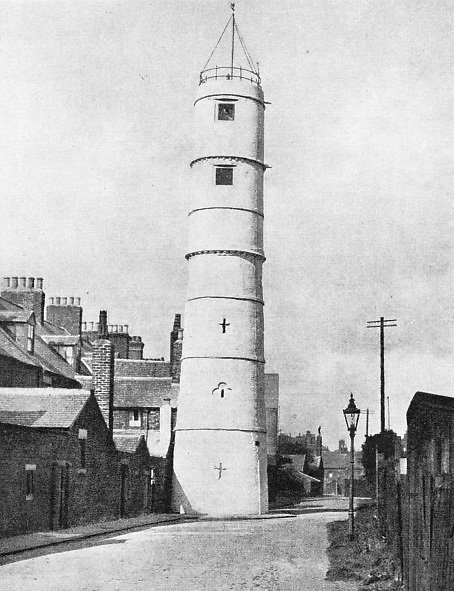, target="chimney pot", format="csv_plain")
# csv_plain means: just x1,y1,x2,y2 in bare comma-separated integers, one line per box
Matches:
11,277,18,288
49,297,54,305
124,325,129,333
90,322,94,331
98,310,108,339
82,322,87,331
118,325,123,333
2,277,11,290
20,277,26,288
28,277,35,288
75,297,80,306
36,278,43,290
62,297,67,305
69,297,74,305
56,297,61,305
114,325,118,332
